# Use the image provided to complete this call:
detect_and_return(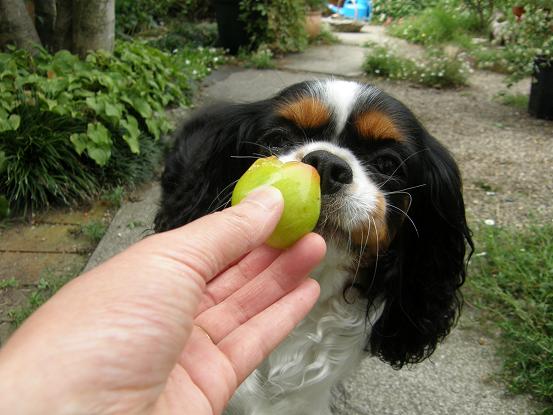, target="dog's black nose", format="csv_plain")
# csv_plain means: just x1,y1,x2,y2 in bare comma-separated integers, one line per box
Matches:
302,150,353,195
